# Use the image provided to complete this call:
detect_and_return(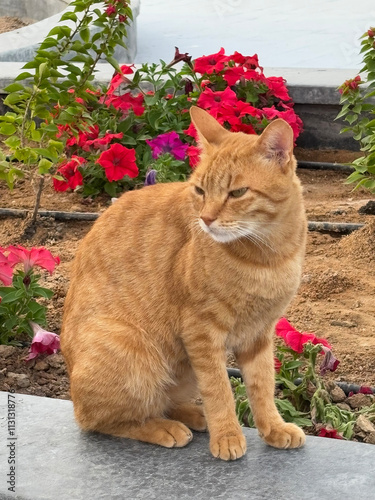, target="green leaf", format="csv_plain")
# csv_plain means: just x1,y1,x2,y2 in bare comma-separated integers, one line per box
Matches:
106,56,121,72
38,158,53,175
80,27,90,43
60,11,78,22
0,123,16,135
31,286,54,299
15,71,33,81
4,83,25,93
